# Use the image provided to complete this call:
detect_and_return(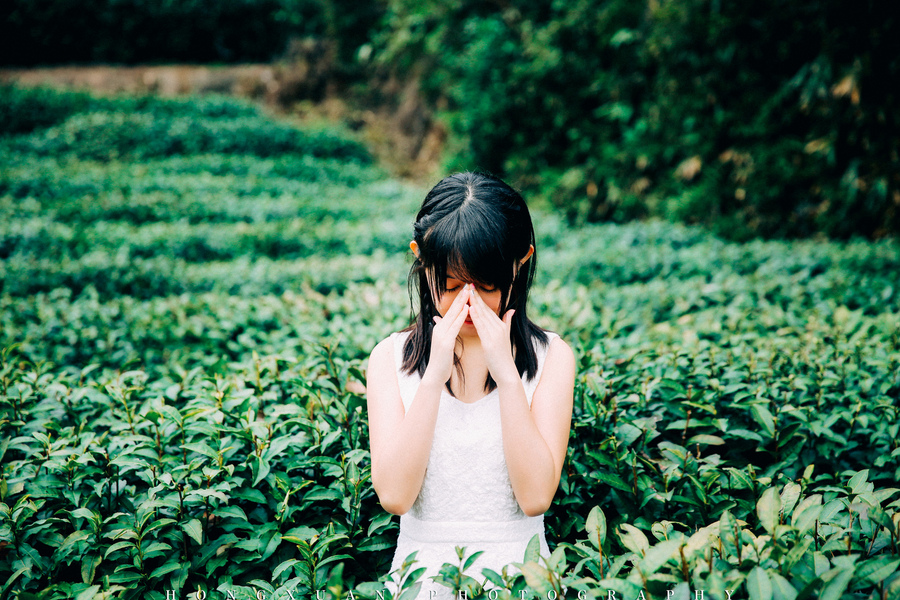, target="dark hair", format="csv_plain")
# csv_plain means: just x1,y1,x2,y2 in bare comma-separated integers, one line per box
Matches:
402,171,548,394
